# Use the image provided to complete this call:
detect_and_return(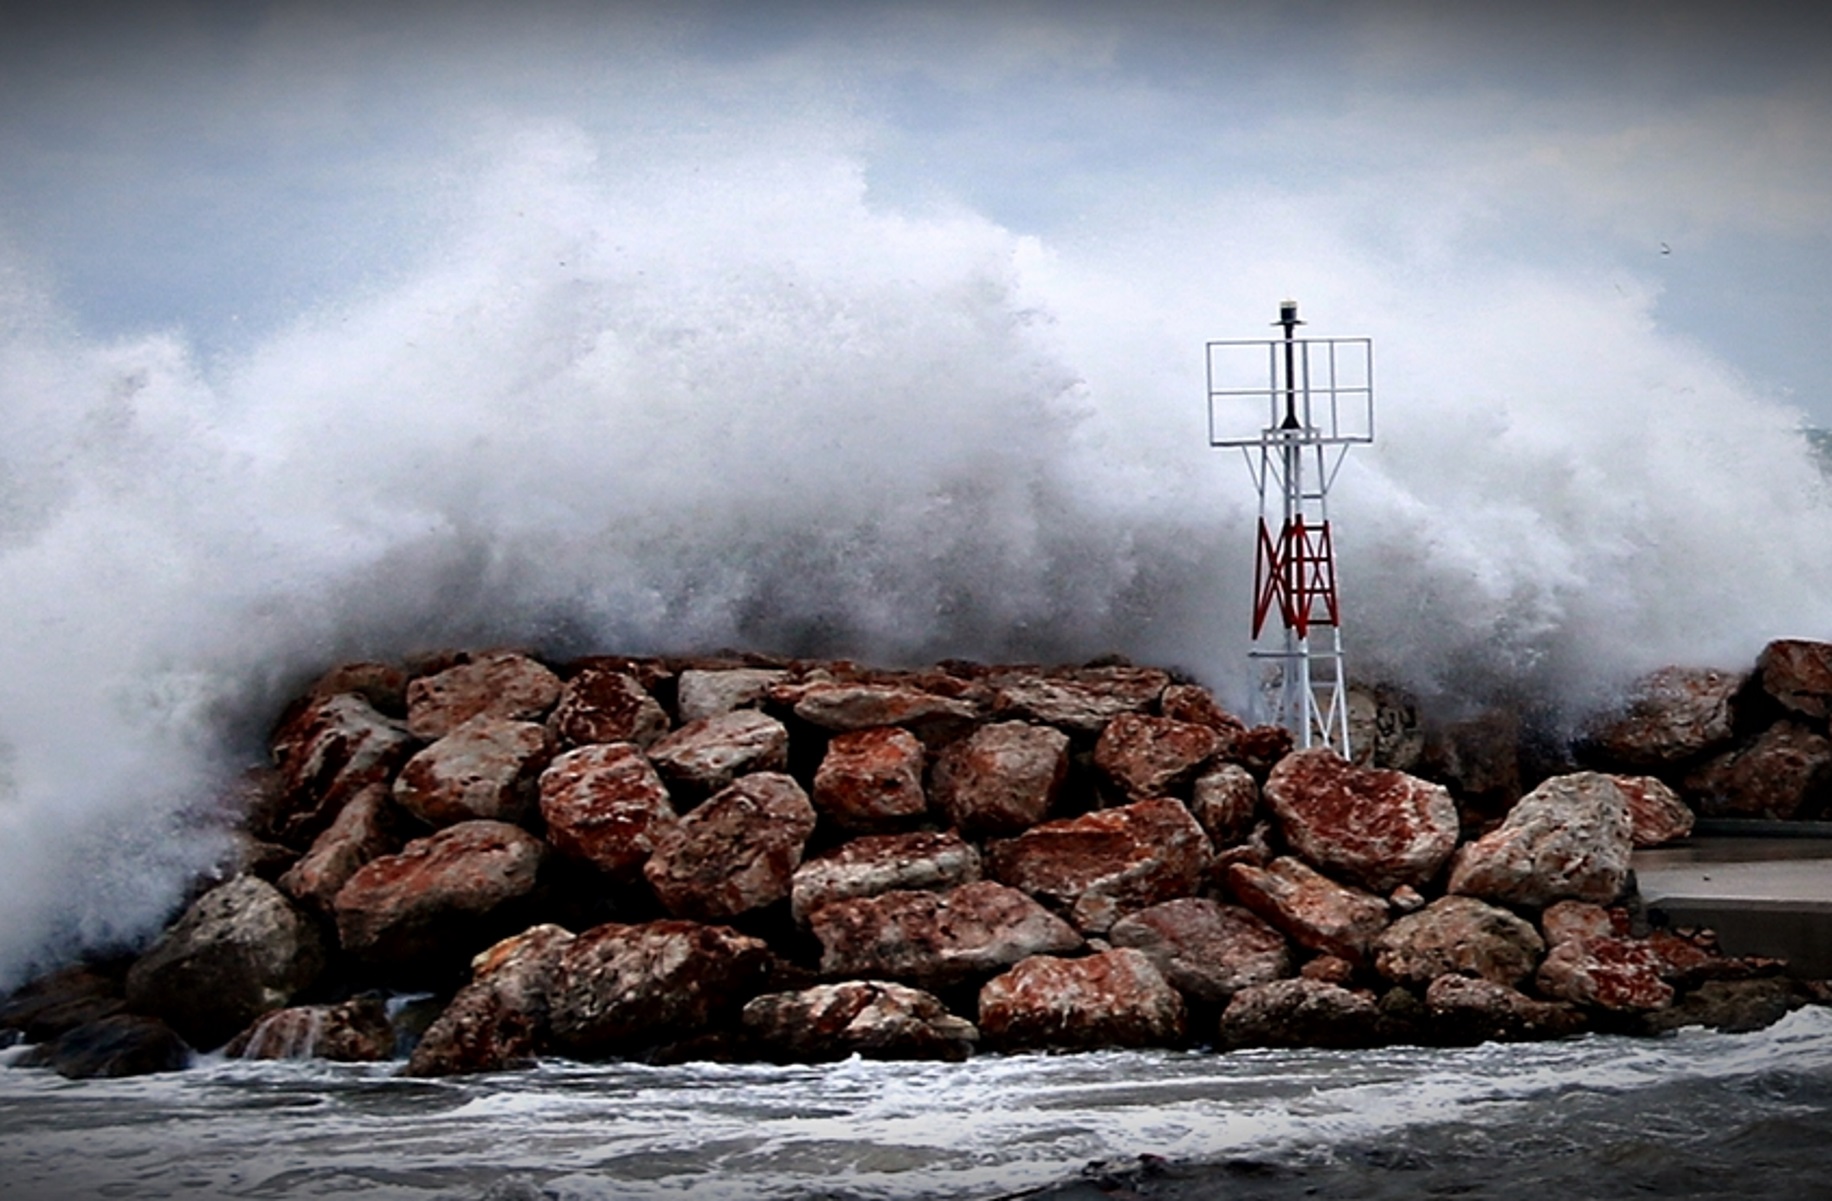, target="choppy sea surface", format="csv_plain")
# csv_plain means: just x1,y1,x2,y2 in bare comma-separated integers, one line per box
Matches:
3,1006,1830,1201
